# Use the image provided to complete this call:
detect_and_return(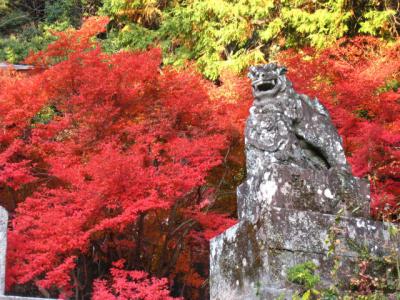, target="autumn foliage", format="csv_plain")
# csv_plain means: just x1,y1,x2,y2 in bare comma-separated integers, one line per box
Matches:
1,16,399,300
92,260,177,300
1,17,246,299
